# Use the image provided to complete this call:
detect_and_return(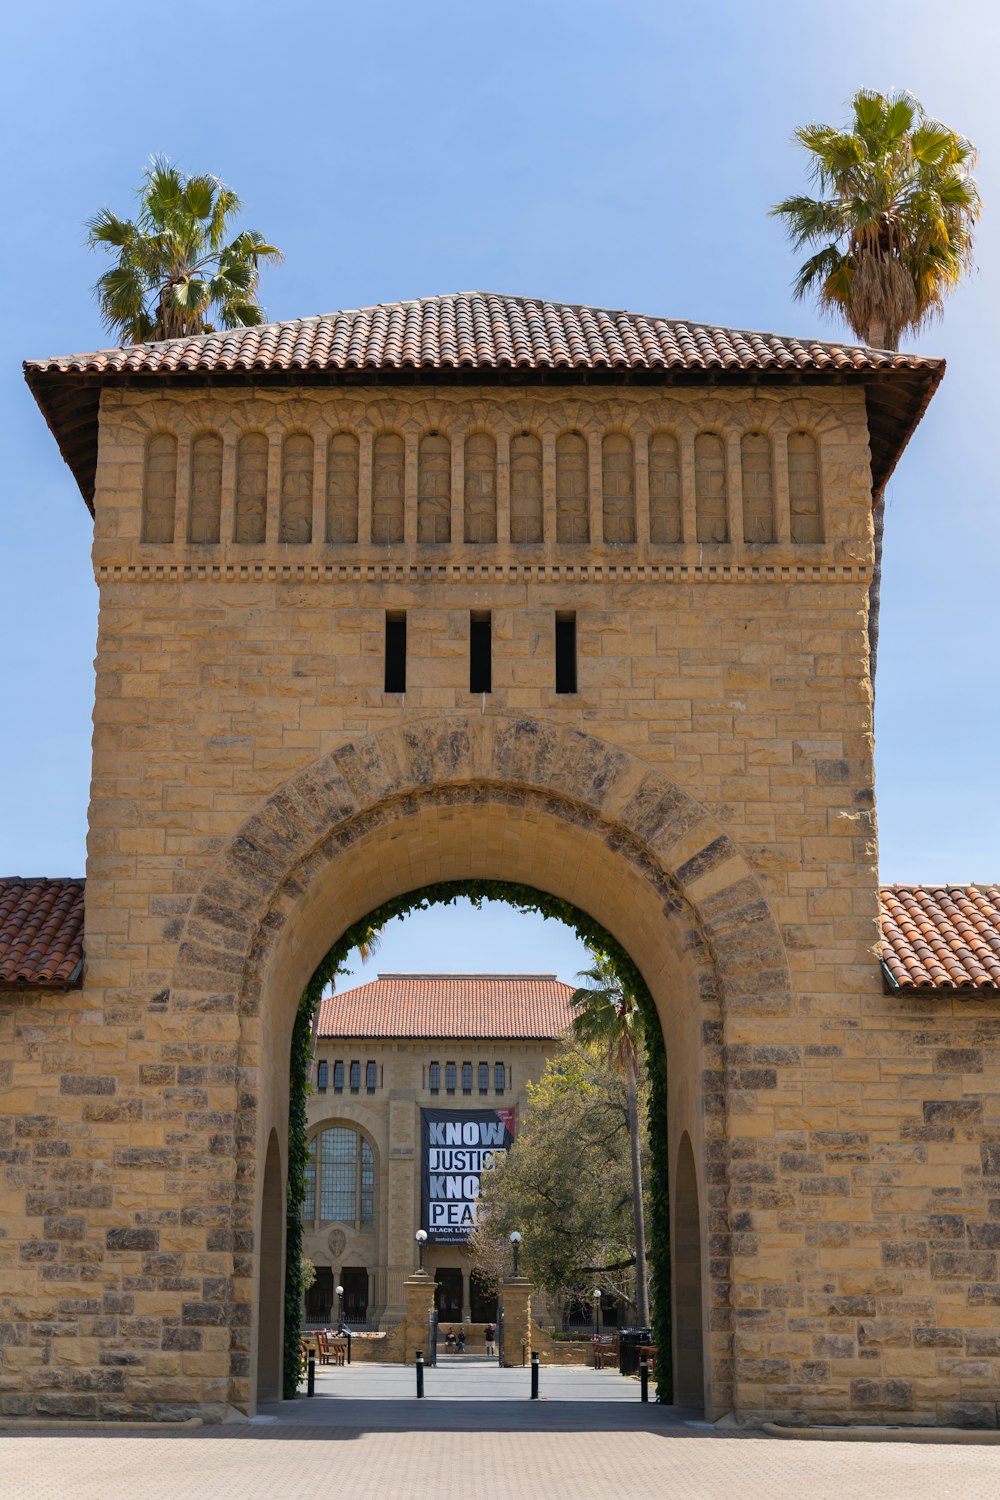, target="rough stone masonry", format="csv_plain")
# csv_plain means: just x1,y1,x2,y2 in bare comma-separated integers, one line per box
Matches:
5,293,996,1428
